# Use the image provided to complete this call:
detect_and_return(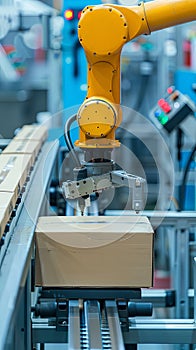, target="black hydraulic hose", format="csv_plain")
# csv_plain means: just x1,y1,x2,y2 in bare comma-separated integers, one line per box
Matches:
64,114,75,150
179,144,196,210
177,128,184,165
64,114,81,168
